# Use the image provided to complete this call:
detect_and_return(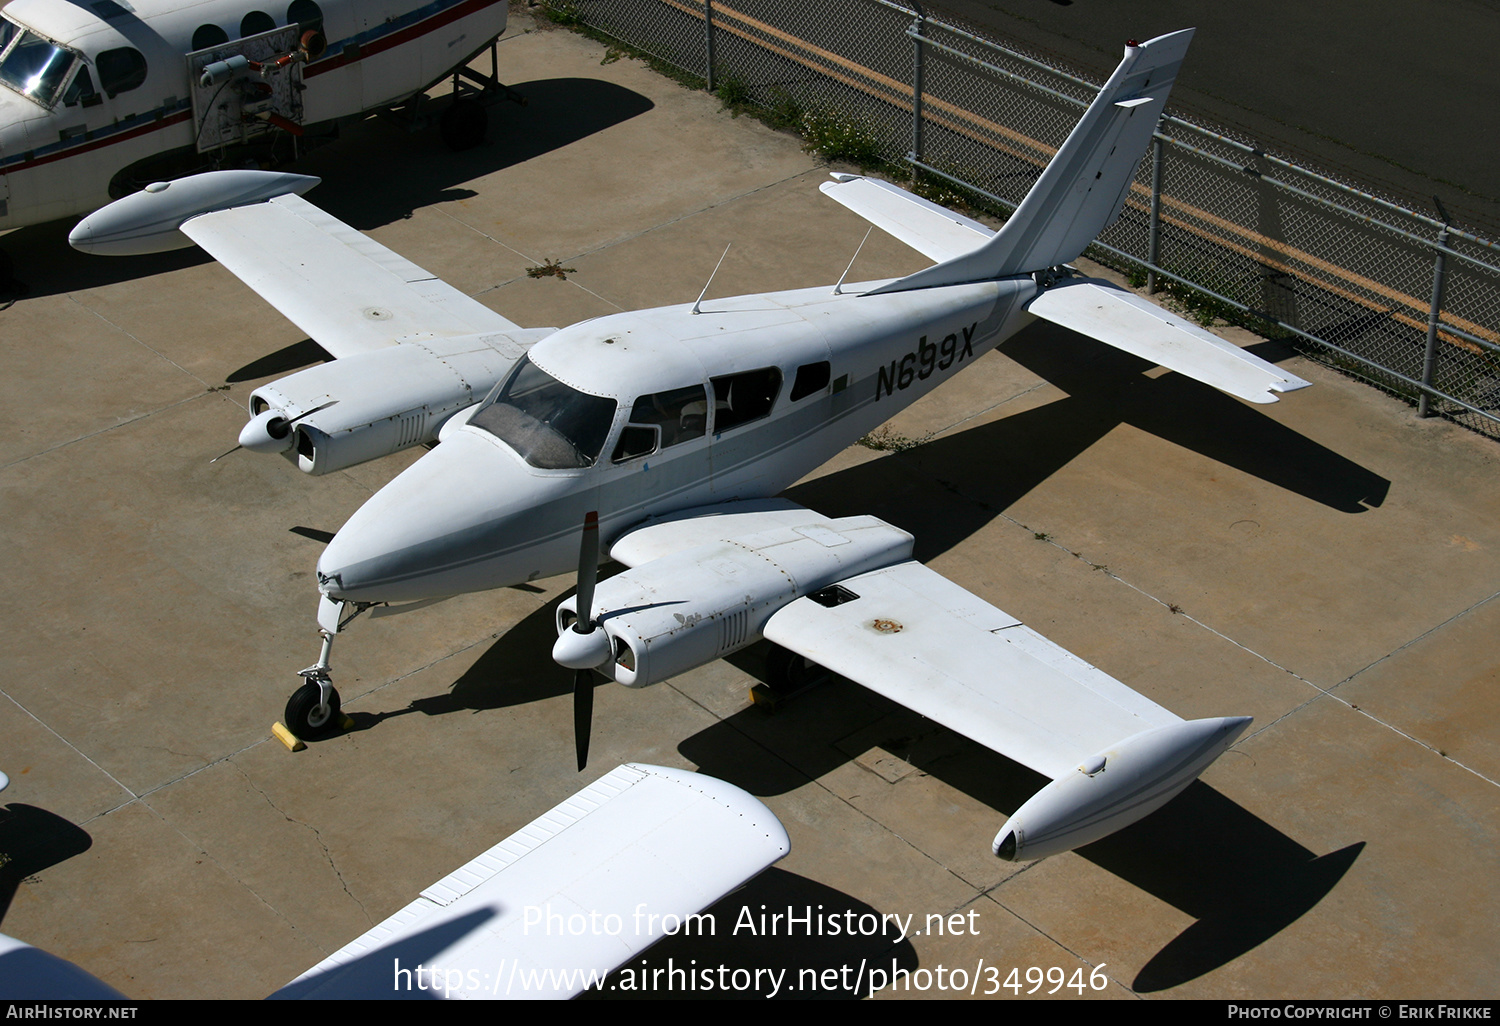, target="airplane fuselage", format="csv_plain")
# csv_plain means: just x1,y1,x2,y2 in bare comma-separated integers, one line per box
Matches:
0,0,507,229
315,275,1041,605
